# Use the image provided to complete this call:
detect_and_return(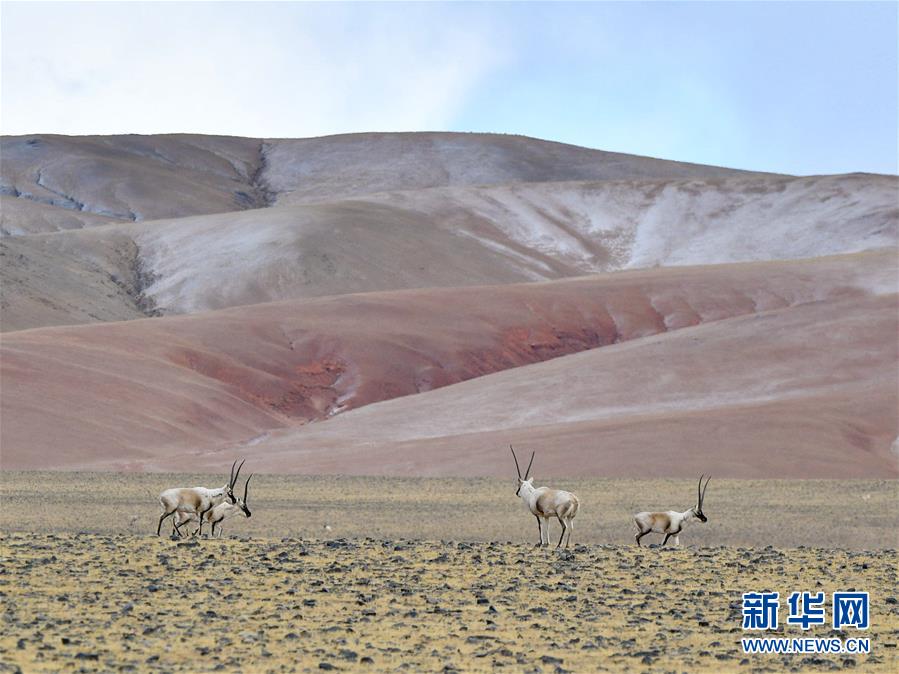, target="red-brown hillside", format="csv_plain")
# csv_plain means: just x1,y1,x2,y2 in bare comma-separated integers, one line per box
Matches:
1,251,891,471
